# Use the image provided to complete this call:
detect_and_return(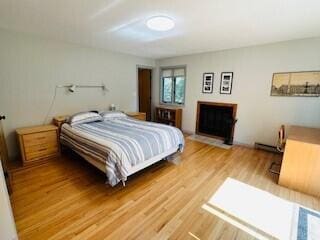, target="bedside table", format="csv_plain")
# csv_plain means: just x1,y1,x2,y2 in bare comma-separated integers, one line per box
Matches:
126,112,146,121
53,115,69,132
16,125,60,166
